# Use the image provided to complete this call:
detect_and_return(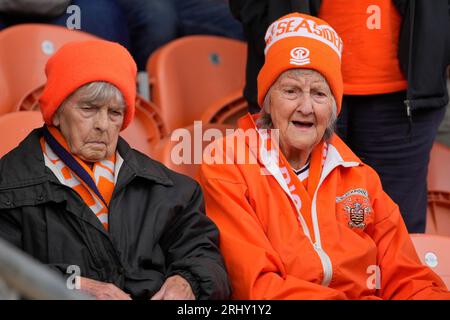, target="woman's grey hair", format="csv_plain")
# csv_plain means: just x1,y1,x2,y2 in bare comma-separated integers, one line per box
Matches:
59,81,125,111
256,69,338,142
